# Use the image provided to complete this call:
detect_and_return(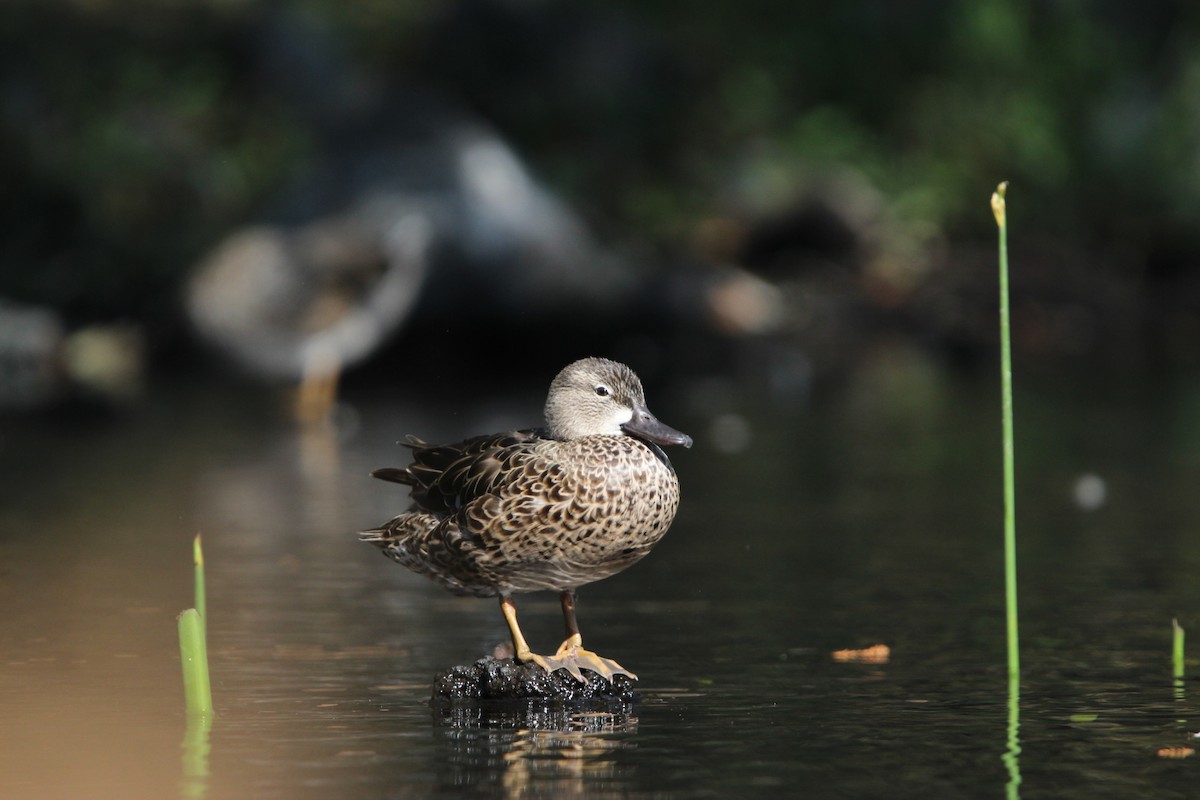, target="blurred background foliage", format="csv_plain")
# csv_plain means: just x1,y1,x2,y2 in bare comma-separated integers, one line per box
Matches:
3,0,1200,364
